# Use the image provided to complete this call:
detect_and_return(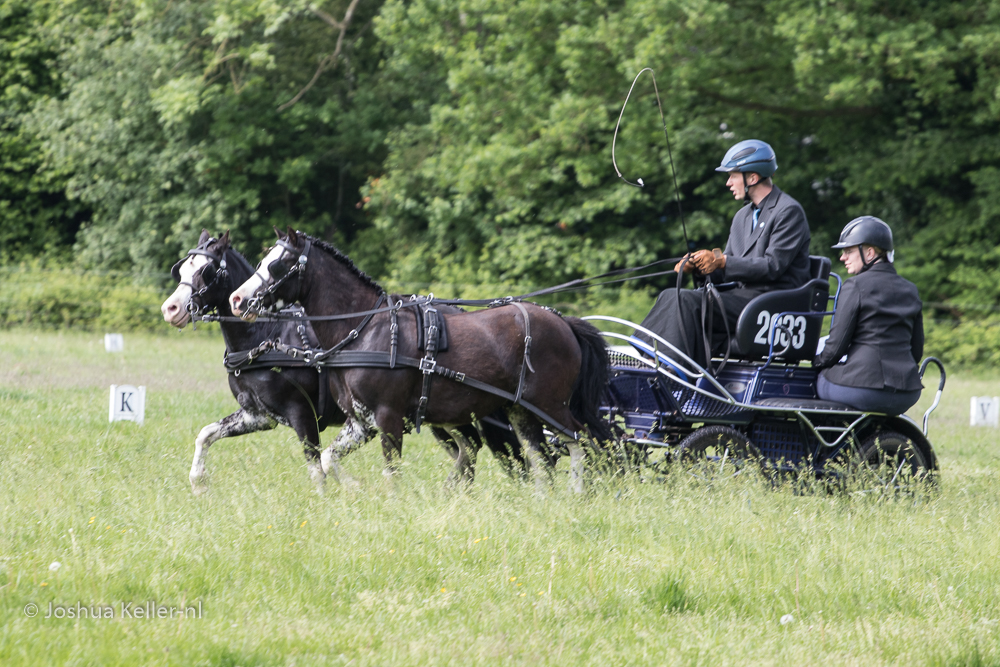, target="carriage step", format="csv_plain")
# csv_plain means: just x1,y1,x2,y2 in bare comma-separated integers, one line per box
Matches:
753,397,859,412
